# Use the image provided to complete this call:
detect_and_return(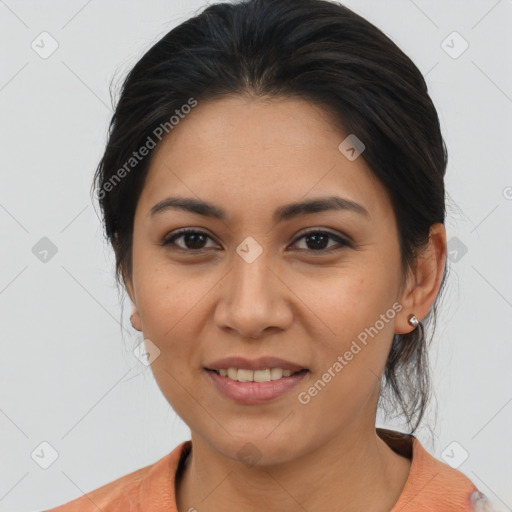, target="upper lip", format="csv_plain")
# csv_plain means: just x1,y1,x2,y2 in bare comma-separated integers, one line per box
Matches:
205,356,307,372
